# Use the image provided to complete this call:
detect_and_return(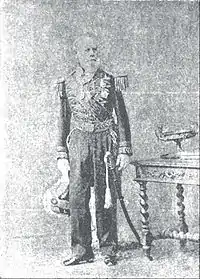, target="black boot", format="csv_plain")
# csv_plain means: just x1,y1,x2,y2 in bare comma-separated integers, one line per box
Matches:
104,255,117,266
63,248,94,266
